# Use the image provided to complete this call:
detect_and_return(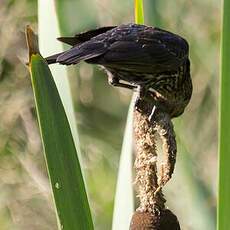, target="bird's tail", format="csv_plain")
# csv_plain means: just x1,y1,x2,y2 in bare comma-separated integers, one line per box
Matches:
45,41,106,65
45,52,64,64
45,26,115,65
